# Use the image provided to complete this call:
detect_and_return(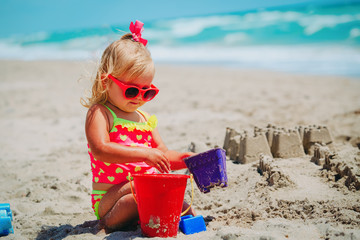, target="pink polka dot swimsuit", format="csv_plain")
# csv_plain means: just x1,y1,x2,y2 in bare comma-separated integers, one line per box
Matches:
88,105,157,185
